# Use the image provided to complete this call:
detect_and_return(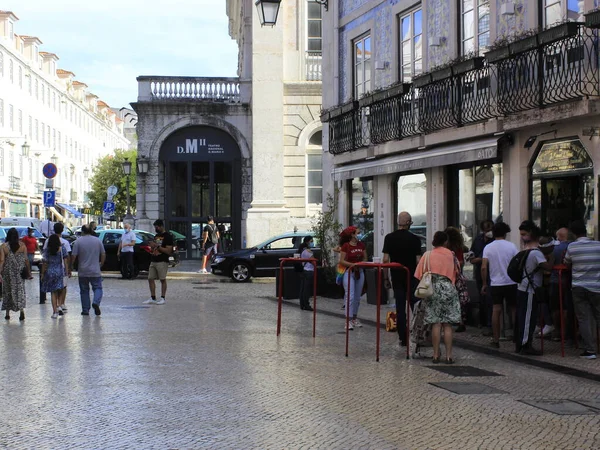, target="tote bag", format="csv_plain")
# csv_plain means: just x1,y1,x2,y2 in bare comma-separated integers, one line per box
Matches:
414,252,434,299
